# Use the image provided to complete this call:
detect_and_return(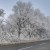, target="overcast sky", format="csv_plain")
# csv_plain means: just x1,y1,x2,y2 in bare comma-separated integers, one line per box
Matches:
0,0,50,17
